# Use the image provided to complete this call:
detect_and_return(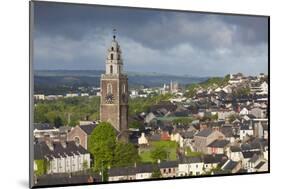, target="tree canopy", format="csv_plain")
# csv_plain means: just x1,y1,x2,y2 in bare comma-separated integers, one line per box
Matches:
150,146,167,162
88,122,116,171
34,96,100,126
113,142,140,167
